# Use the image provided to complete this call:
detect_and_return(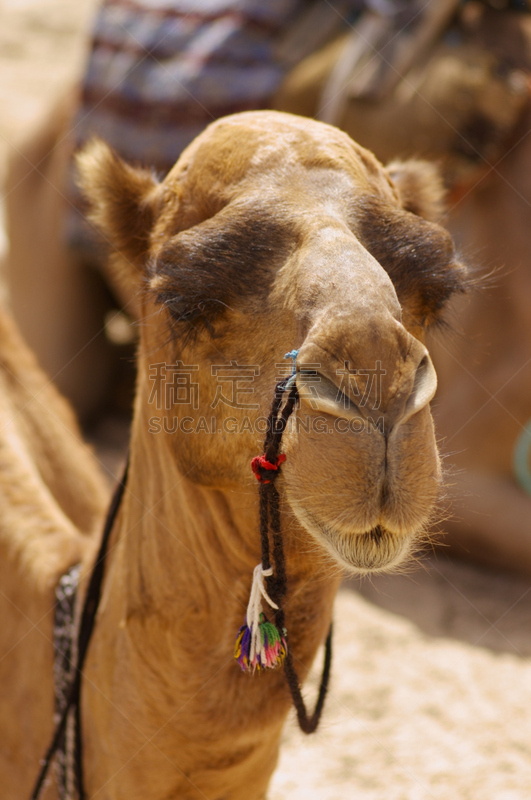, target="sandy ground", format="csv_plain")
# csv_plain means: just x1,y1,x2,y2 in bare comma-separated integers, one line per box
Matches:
2,3,531,798
273,563,531,800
